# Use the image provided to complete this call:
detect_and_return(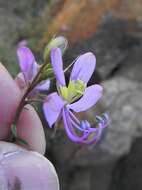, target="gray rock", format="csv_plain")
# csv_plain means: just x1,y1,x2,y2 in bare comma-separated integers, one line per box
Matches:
69,169,91,190
90,162,115,190
65,17,140,80
110,137,142,190
115,43,142,82
100,77,142,156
